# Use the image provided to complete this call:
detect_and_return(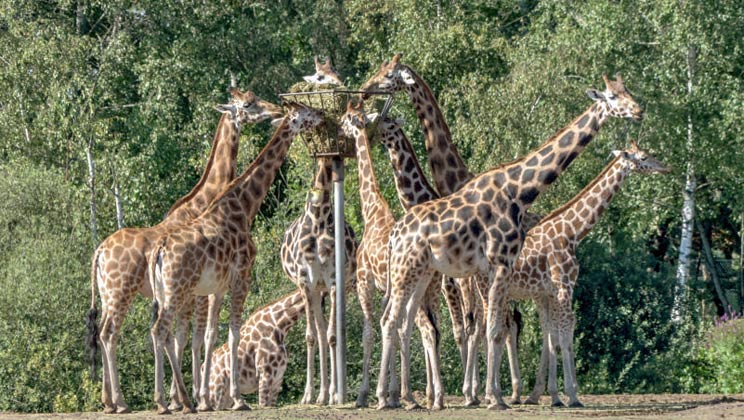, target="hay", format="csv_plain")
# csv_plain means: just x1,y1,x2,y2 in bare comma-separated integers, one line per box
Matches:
282,83,392,157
